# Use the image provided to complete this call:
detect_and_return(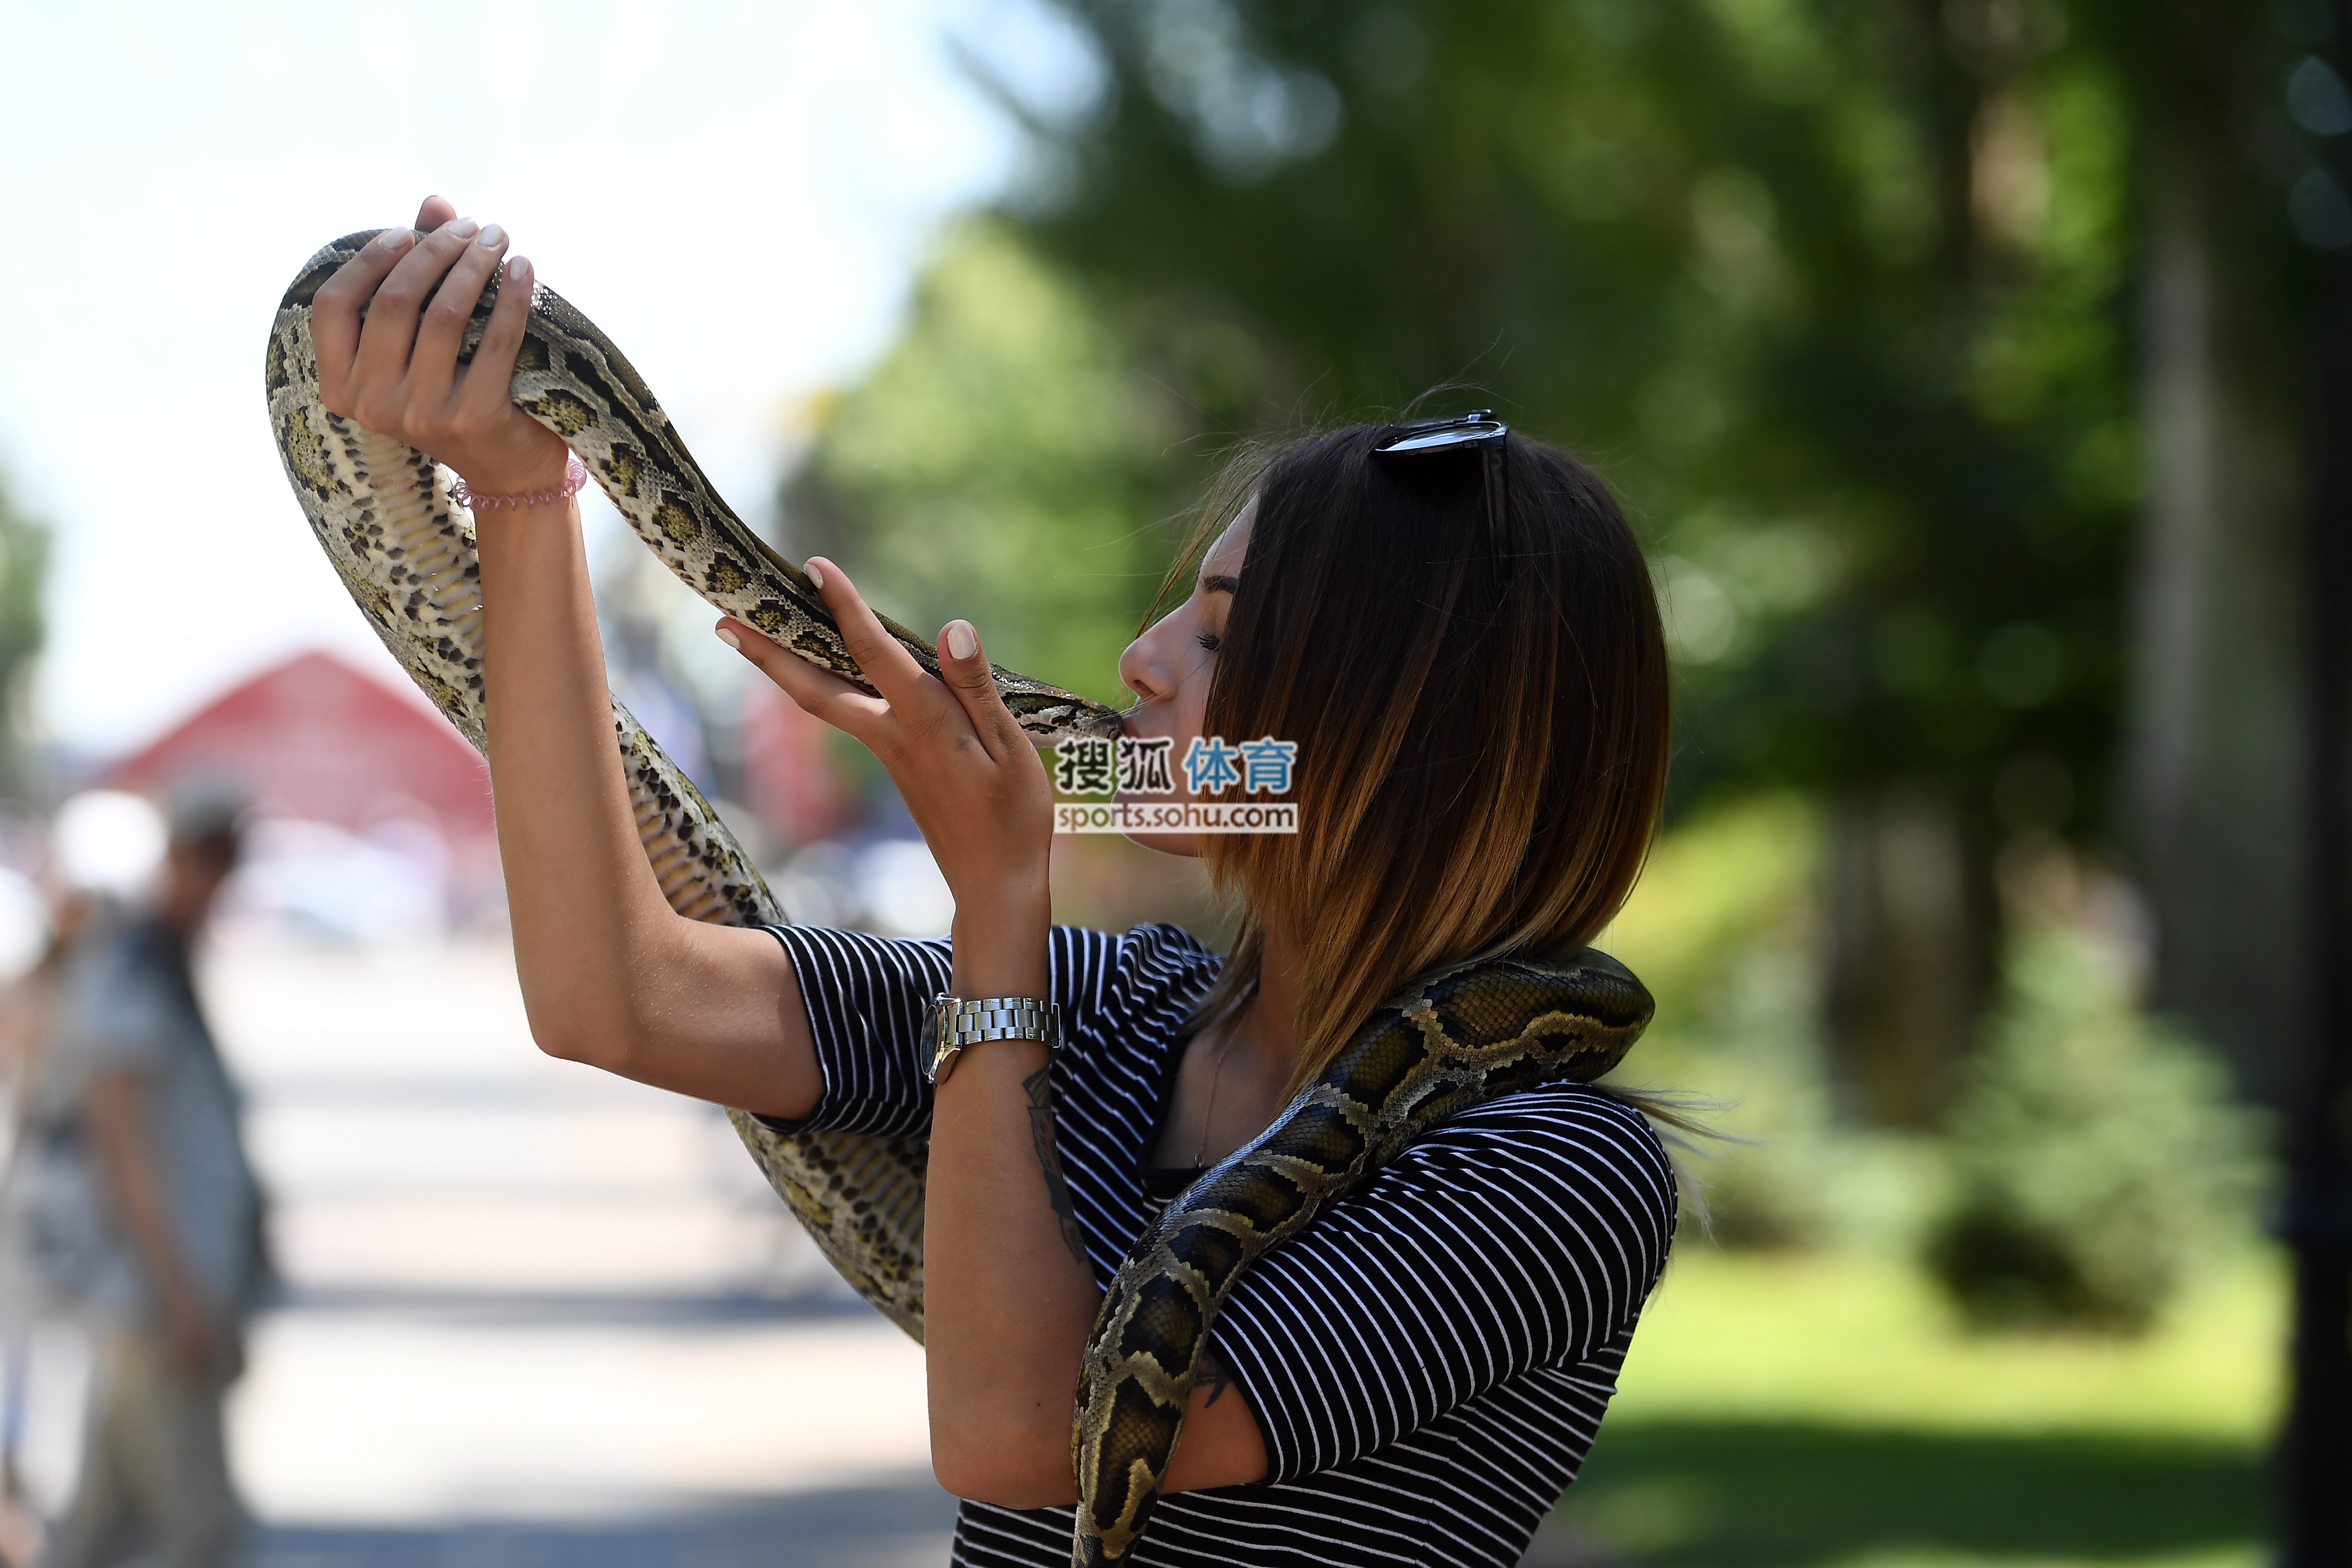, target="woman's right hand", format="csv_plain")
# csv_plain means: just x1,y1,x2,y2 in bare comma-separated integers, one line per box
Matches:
718,560,1055,943
310,194,571,497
